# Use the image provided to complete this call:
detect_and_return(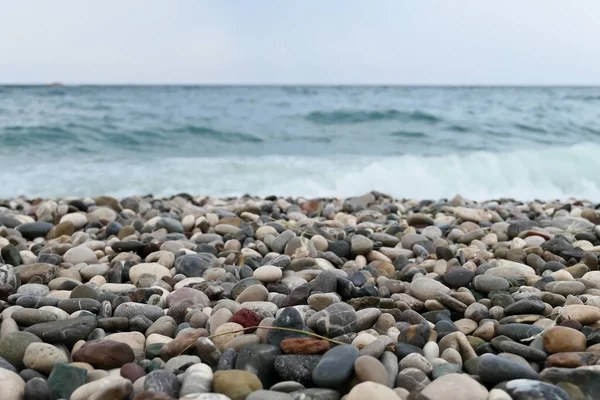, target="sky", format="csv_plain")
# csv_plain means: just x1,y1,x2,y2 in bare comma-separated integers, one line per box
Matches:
1,1,599,85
